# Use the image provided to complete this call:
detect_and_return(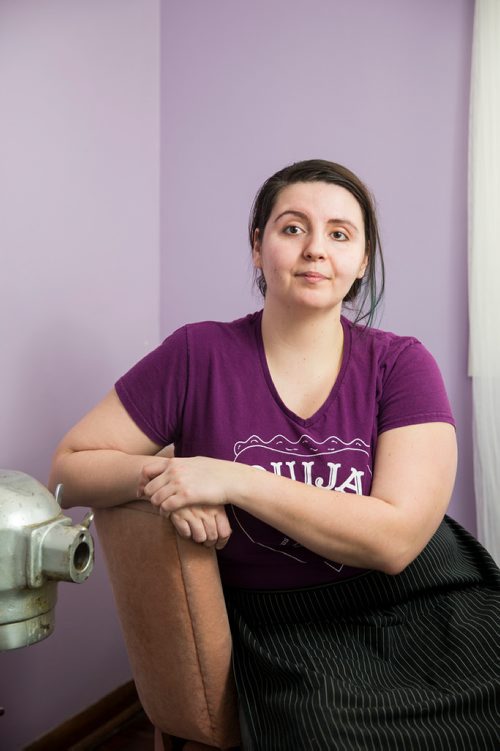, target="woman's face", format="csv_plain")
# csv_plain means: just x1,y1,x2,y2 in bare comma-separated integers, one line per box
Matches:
253,181,368,315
